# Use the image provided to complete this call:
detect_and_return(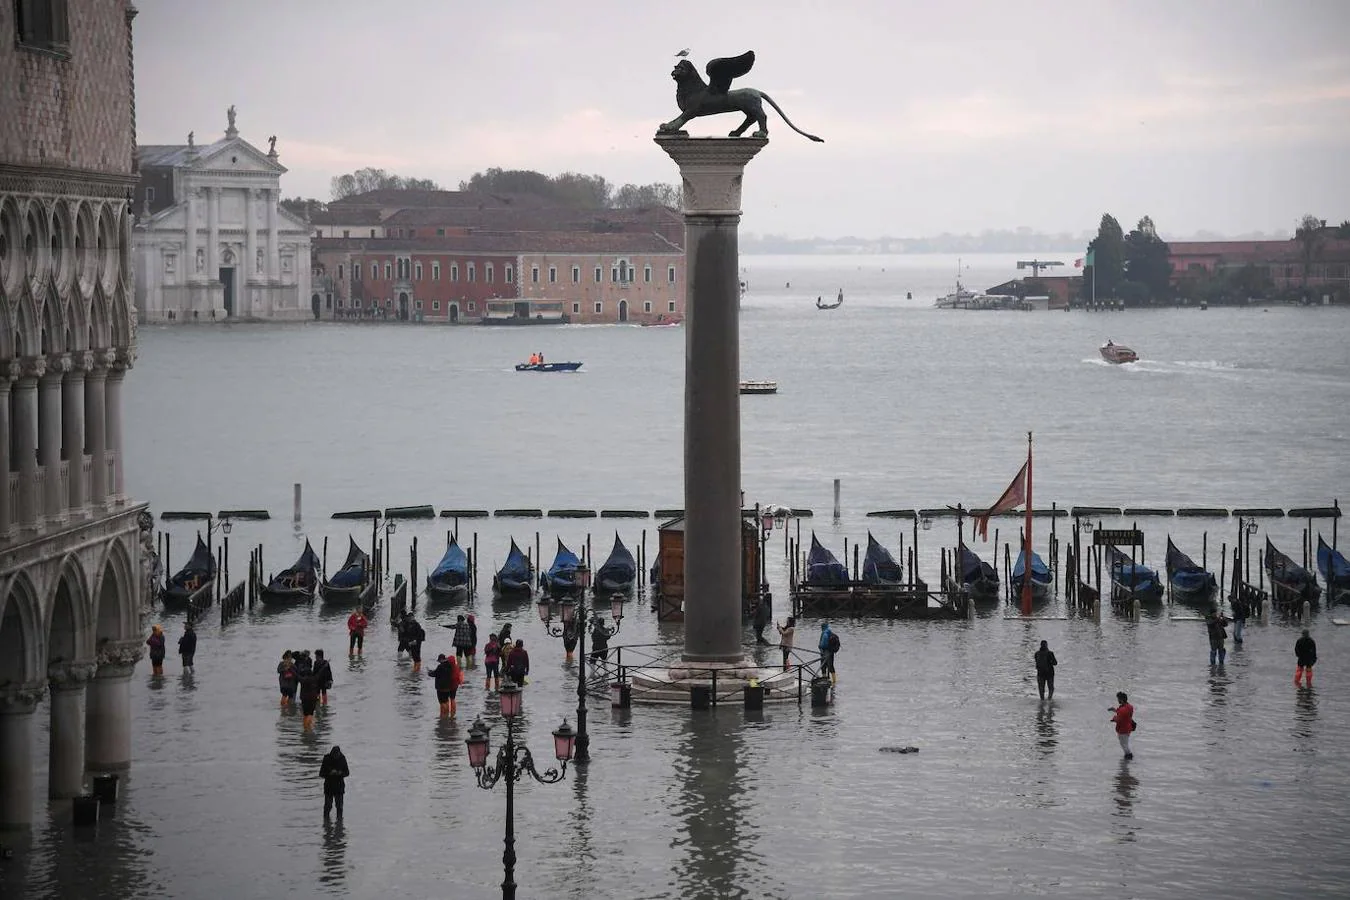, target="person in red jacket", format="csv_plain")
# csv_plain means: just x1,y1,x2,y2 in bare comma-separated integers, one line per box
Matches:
1109,691,1135,760
347,611,368,655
